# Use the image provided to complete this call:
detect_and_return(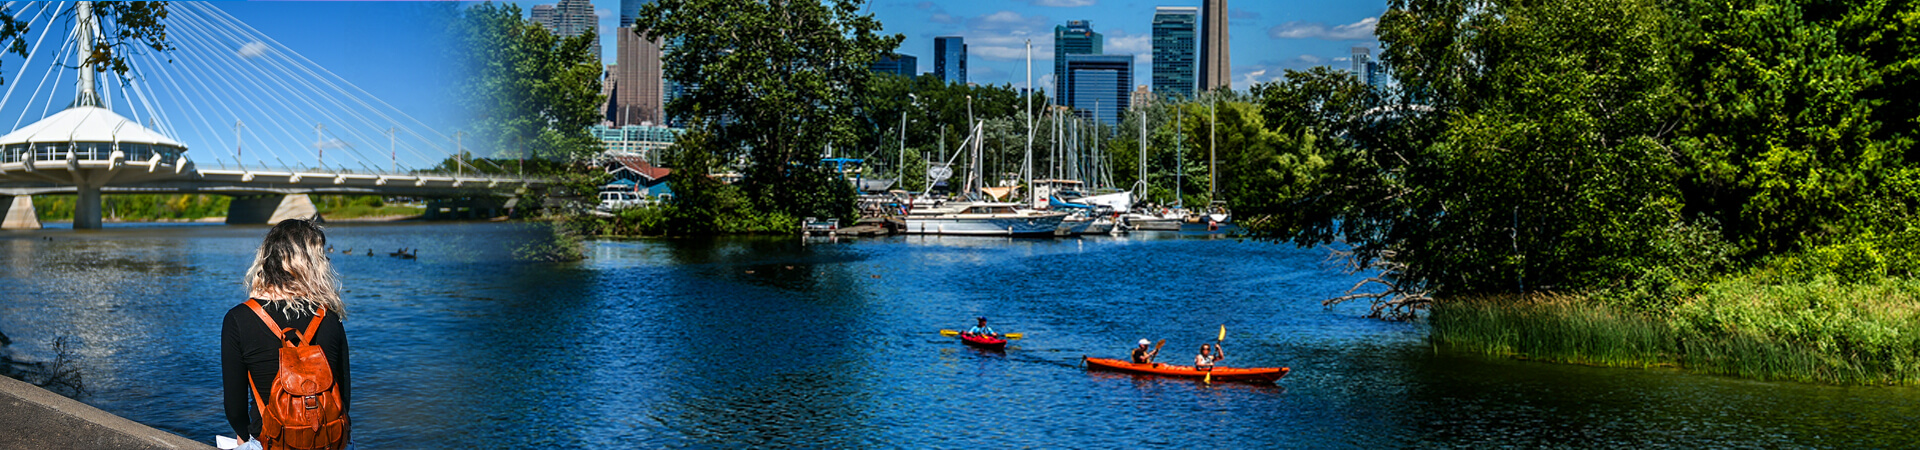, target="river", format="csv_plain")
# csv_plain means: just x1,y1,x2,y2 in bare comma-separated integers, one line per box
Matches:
1,222,1915,447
